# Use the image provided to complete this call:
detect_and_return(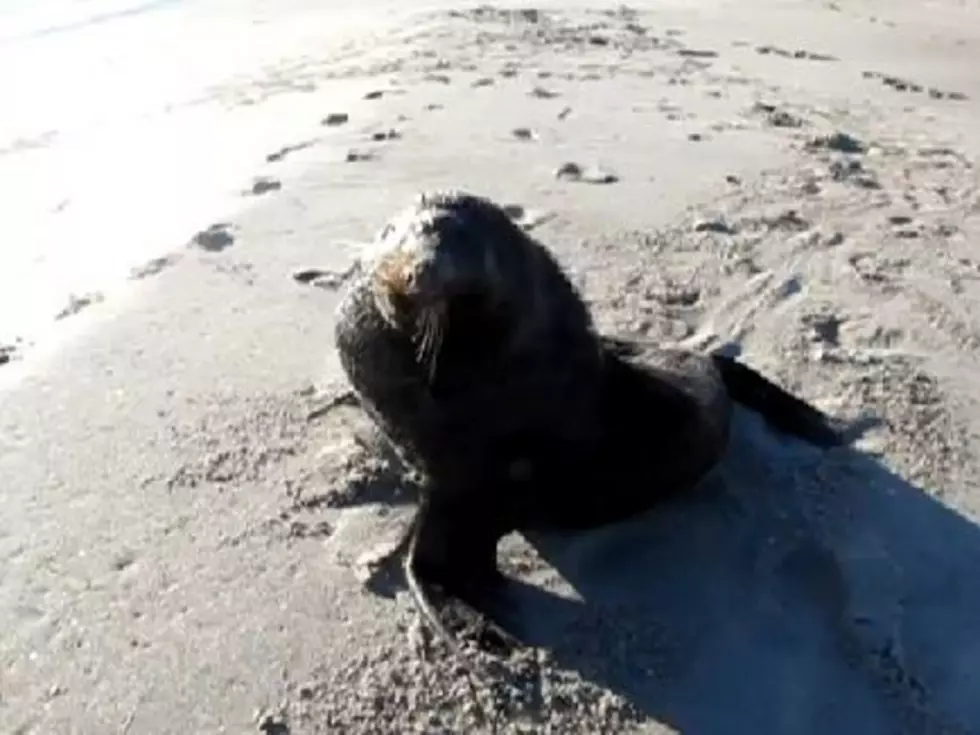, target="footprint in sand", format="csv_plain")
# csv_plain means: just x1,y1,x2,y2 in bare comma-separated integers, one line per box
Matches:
694,218,738,235
55,291,104,321
802,312,845,348
369,129,401,142
190,223,234,252
828,157,880,189
862,70,968,101
247,177,281,196
529,85,560,99
676,47,718,59
321,112,350,127
266,140,315,163
130,254,180,280
756,45,837,61
554,162,618,184
887,214,922,240
805,131,866,155
750,102,807,129
345,150,375,163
